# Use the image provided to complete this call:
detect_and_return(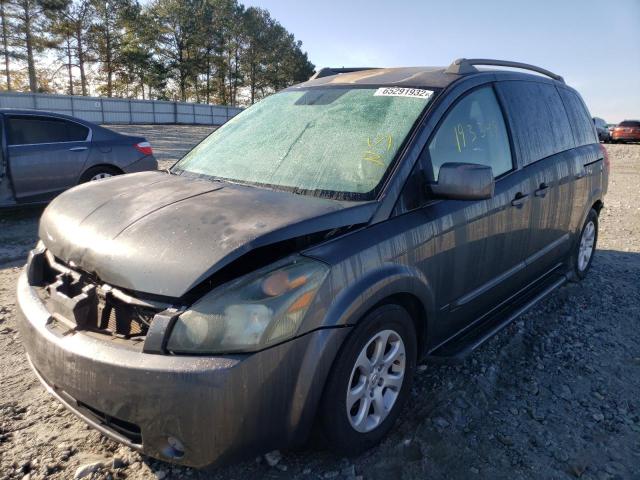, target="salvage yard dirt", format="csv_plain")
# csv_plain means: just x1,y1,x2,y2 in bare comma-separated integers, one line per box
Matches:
1,129,639,480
